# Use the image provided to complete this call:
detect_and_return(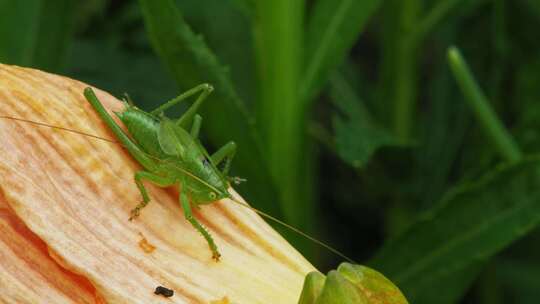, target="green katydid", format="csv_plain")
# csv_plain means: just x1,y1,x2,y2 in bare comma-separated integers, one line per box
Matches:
83,84,235,261
82,84,358,263
2,84,353,263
